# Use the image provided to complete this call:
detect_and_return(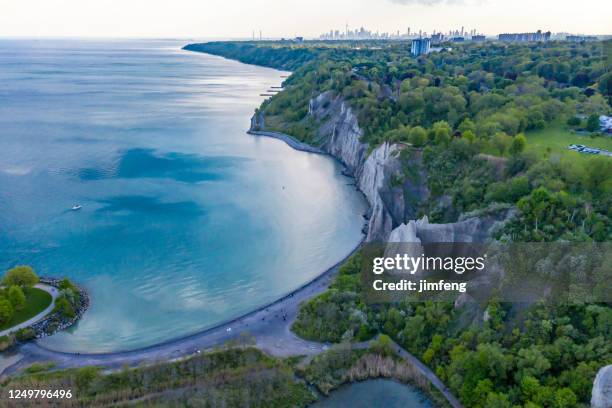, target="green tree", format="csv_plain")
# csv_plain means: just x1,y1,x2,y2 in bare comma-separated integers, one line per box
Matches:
509,133,527,155
0,298,14,325
372,334,394,356
4,266,39,288
586,114,600,132
516,346,551,380
566,116,581,127
408,126,427,147
8,286,26,311
520,375,541,401
462,130,476,144
484,392,511,408
458,118,476,134
554,388,578,408
492,132,512,156
432,121,452,145
75,367,101,391
582,157,612,196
